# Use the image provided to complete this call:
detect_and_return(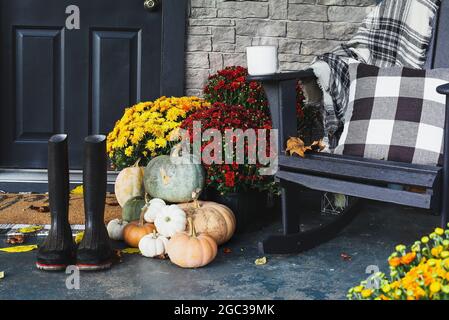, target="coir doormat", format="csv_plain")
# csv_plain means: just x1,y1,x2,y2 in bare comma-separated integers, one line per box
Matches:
0,193,122,225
